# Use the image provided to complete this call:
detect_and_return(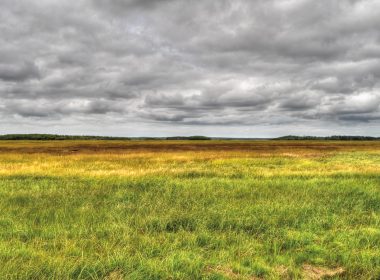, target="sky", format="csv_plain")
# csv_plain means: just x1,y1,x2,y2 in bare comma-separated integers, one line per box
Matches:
0,0,380,137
